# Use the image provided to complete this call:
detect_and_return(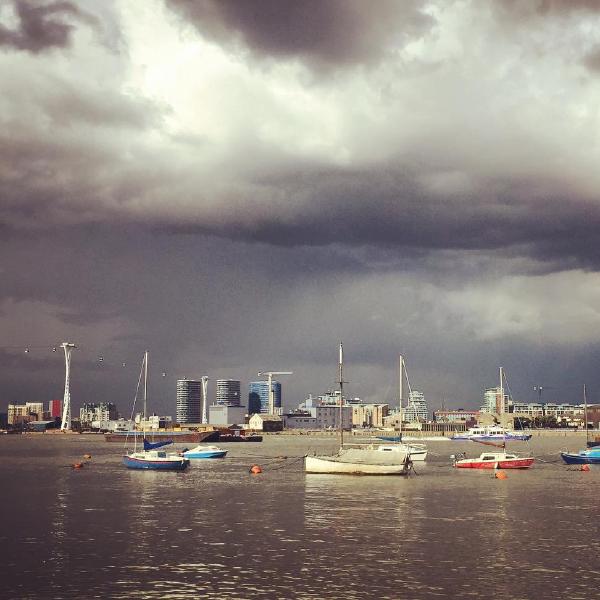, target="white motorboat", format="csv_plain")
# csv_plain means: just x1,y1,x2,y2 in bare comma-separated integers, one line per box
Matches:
183,445,227,459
